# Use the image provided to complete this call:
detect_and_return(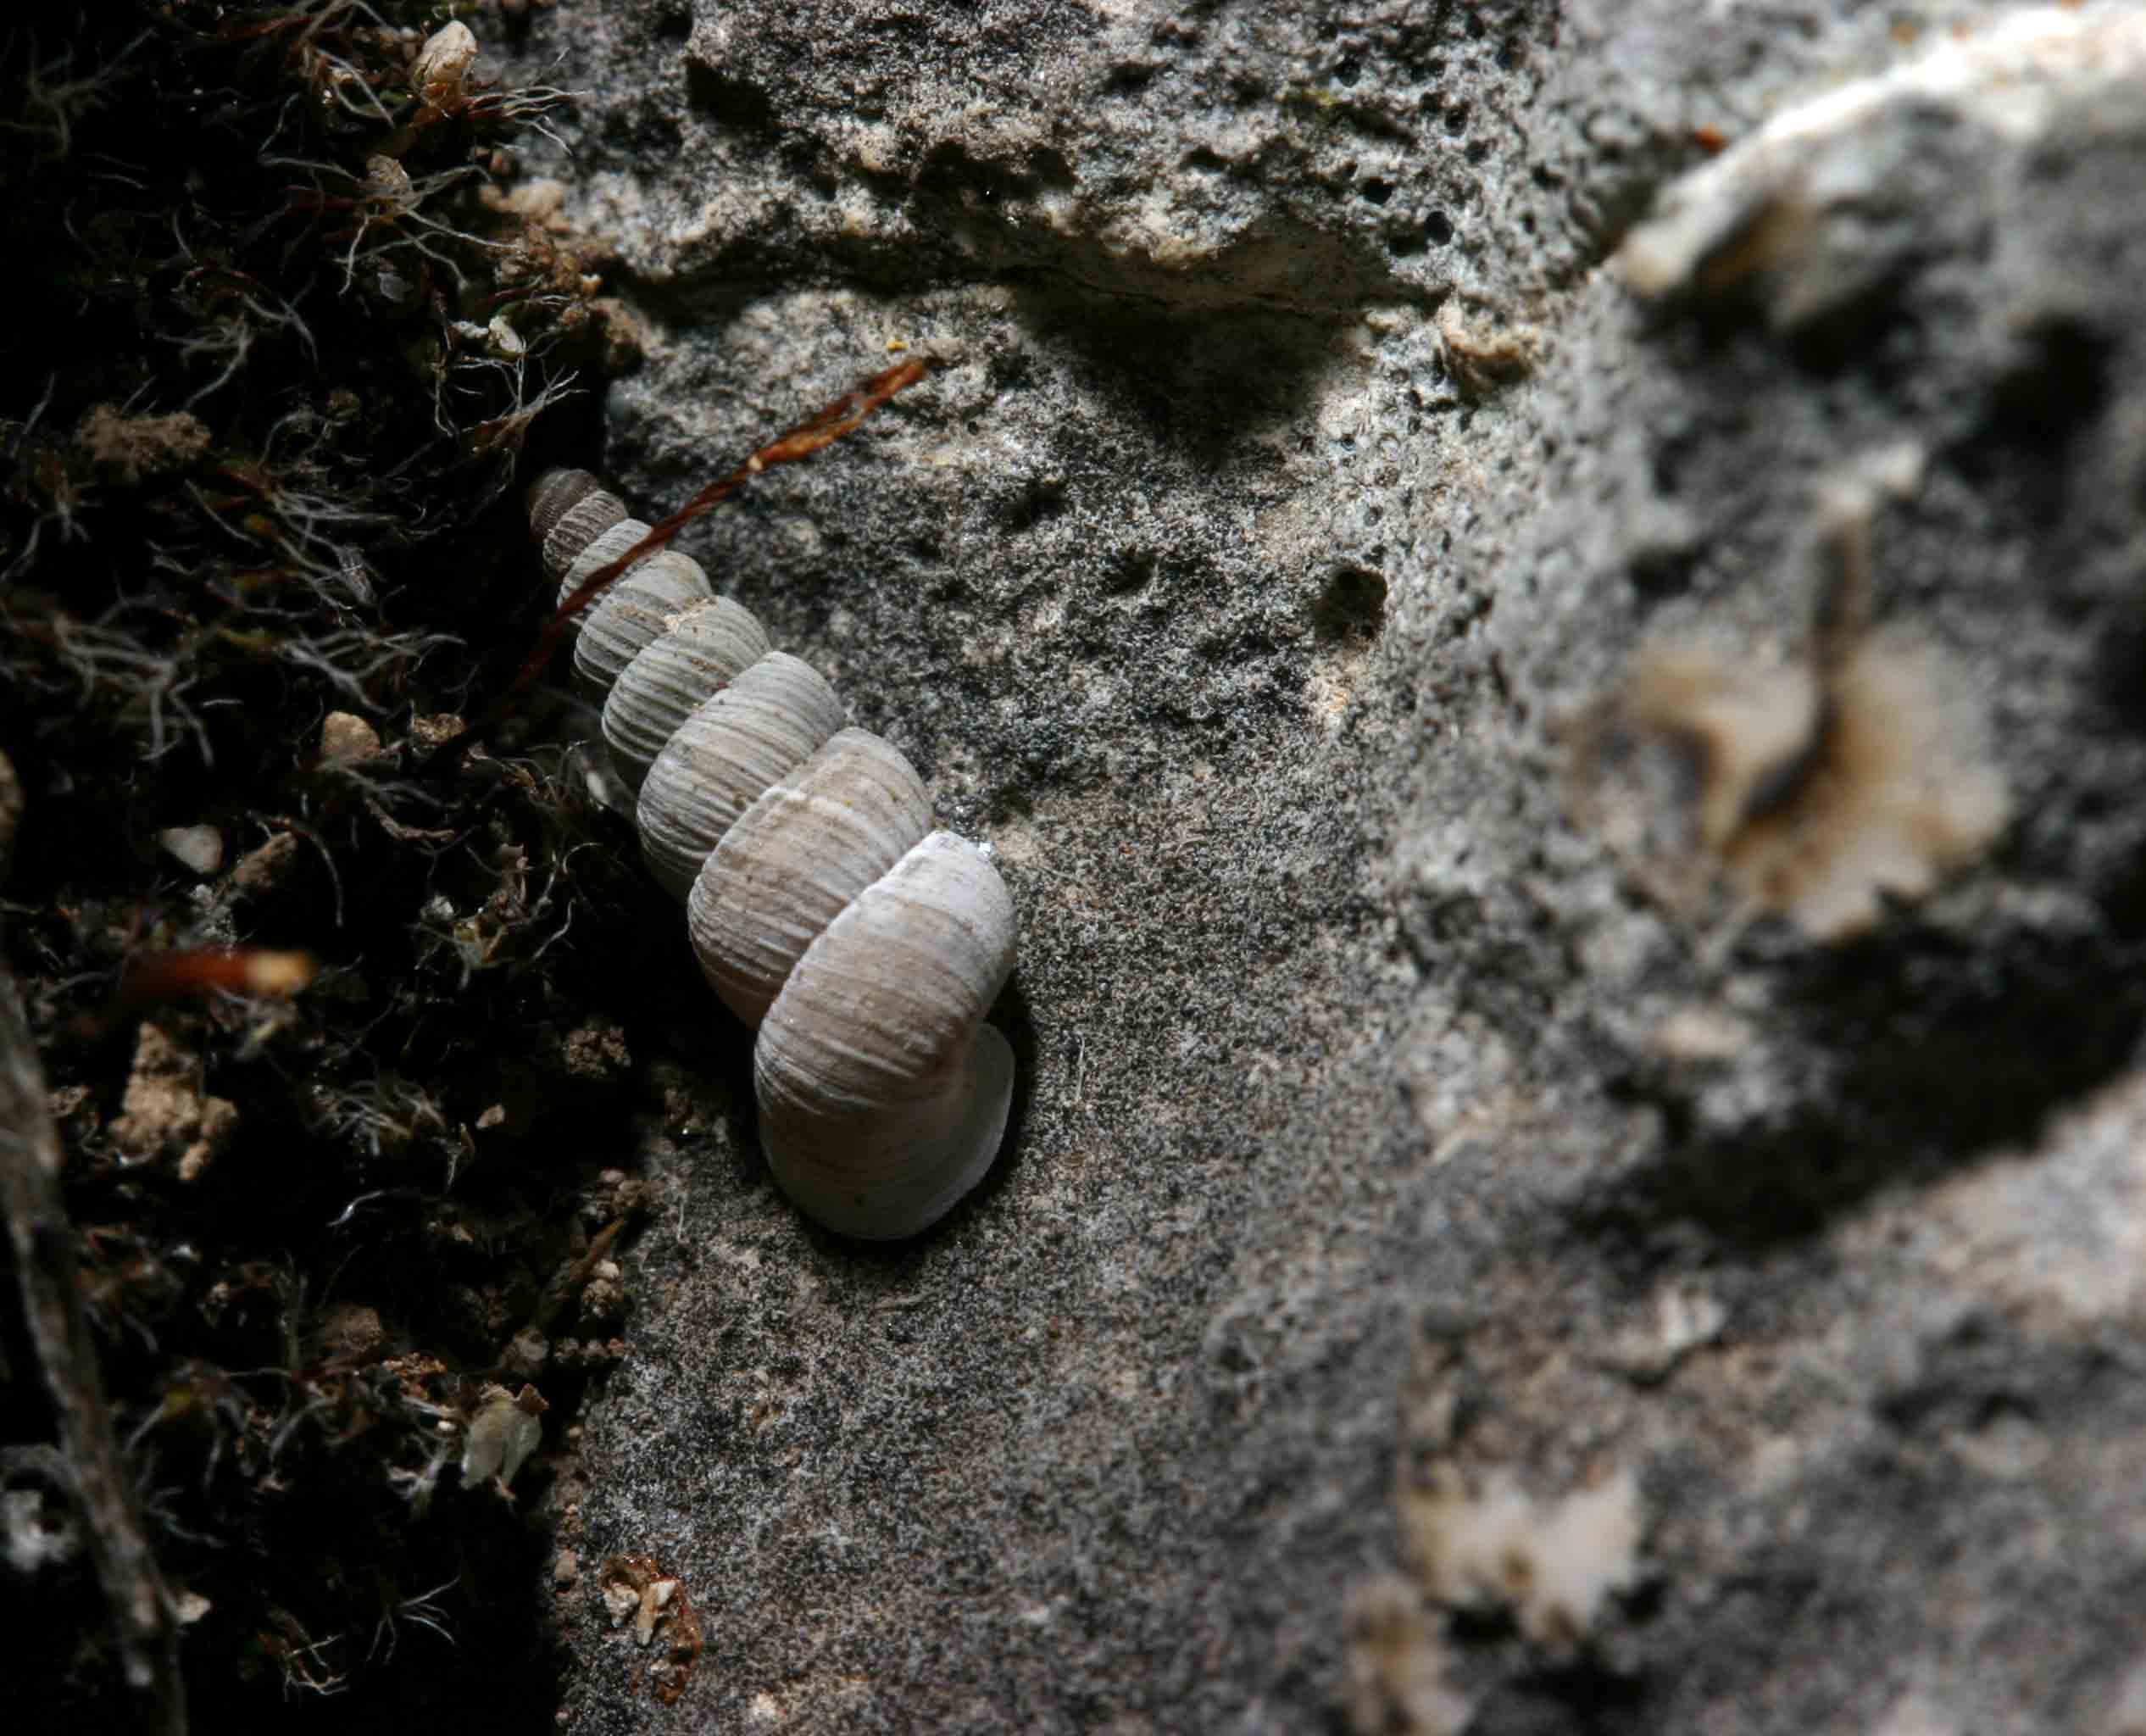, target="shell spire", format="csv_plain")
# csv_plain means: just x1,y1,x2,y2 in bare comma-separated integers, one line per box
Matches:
527,468,1017,1238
